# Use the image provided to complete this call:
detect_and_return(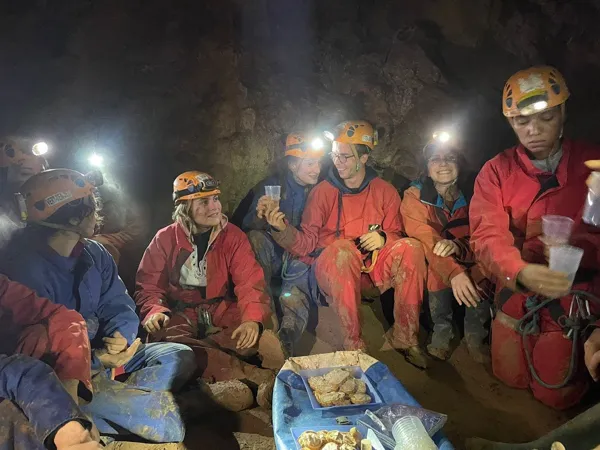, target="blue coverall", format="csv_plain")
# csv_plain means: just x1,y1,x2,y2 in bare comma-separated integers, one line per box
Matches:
0,354,91,450
238,171,317,355
0,234,196,442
